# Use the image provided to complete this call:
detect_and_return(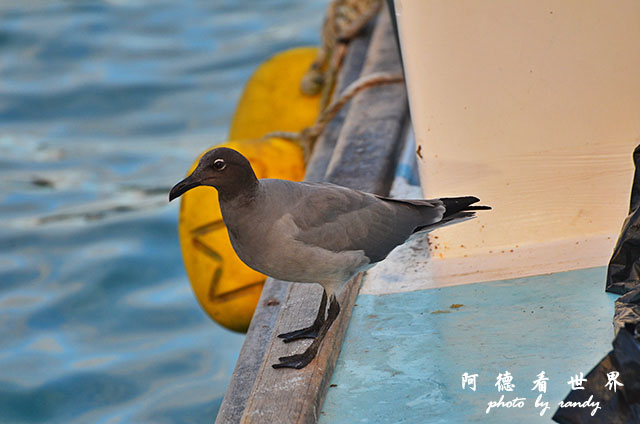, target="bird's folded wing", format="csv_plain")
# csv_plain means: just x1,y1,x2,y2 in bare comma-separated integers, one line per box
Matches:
289,183,431,263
